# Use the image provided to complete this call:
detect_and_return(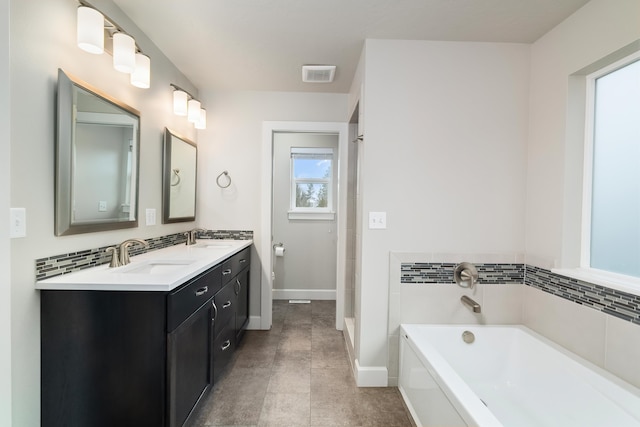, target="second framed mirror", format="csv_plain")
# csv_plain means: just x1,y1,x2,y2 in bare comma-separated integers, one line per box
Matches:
162,128,197,223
